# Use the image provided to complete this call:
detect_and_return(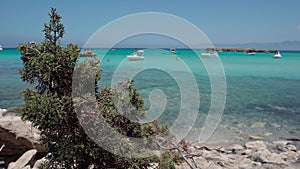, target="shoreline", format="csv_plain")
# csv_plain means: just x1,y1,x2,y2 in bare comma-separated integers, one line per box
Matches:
1,109,300,168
